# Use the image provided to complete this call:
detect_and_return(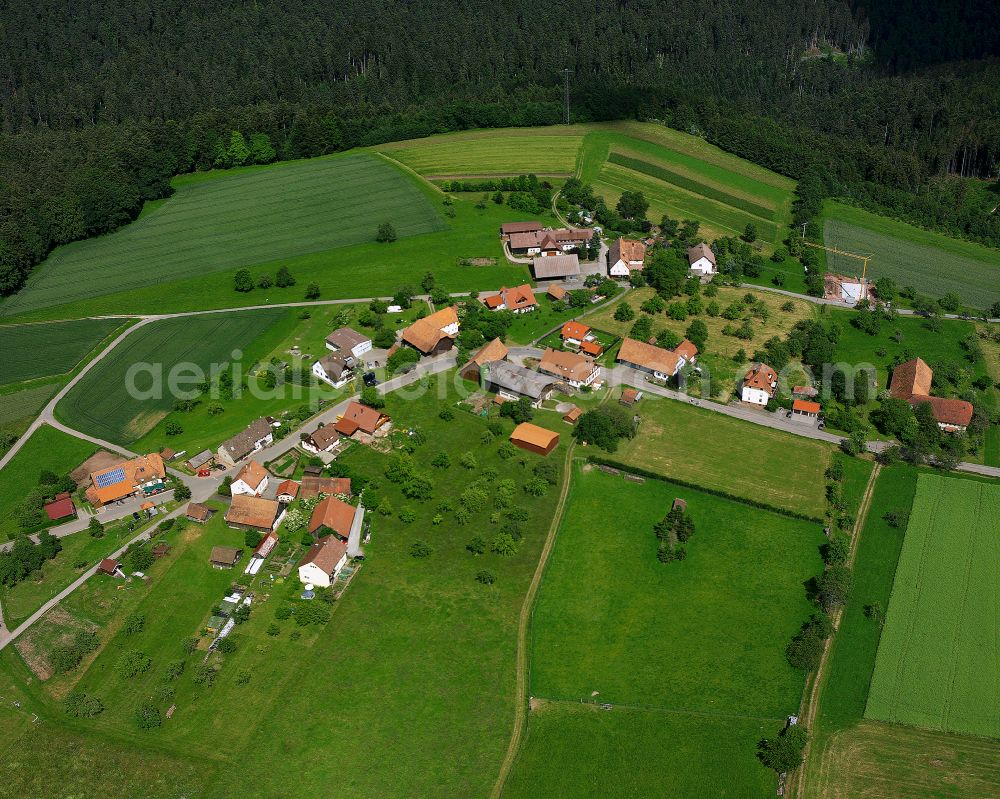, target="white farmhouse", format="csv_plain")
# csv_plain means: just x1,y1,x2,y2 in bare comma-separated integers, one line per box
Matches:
741,363,778,405
687,242,717,278
298,535,349,588
230,460,269,497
